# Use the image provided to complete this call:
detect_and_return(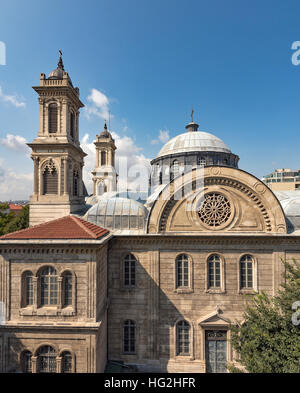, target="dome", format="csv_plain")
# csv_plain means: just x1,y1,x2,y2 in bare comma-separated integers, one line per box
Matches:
85,197,149,233
48,67,64,80
157,131,231,158
274,190,300,232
